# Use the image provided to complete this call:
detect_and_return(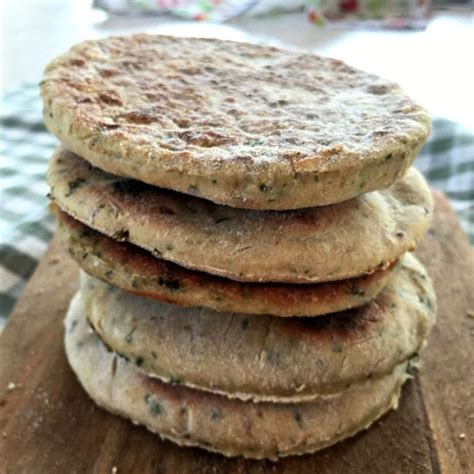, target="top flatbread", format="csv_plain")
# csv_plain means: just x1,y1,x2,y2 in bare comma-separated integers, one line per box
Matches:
48,148,433,284
41,34,430,209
